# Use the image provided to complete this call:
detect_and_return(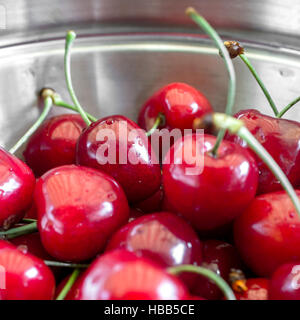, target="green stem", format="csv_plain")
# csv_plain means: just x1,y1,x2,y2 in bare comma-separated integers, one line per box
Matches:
64,31,91,126
56,268,81,300
168,265,236,300
9,96,53,154
0,222,38,240
146,113,165,137
239,54,278,116
186,7,236,156
277,95,300,118
44,260,89,269
21,218,37,224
